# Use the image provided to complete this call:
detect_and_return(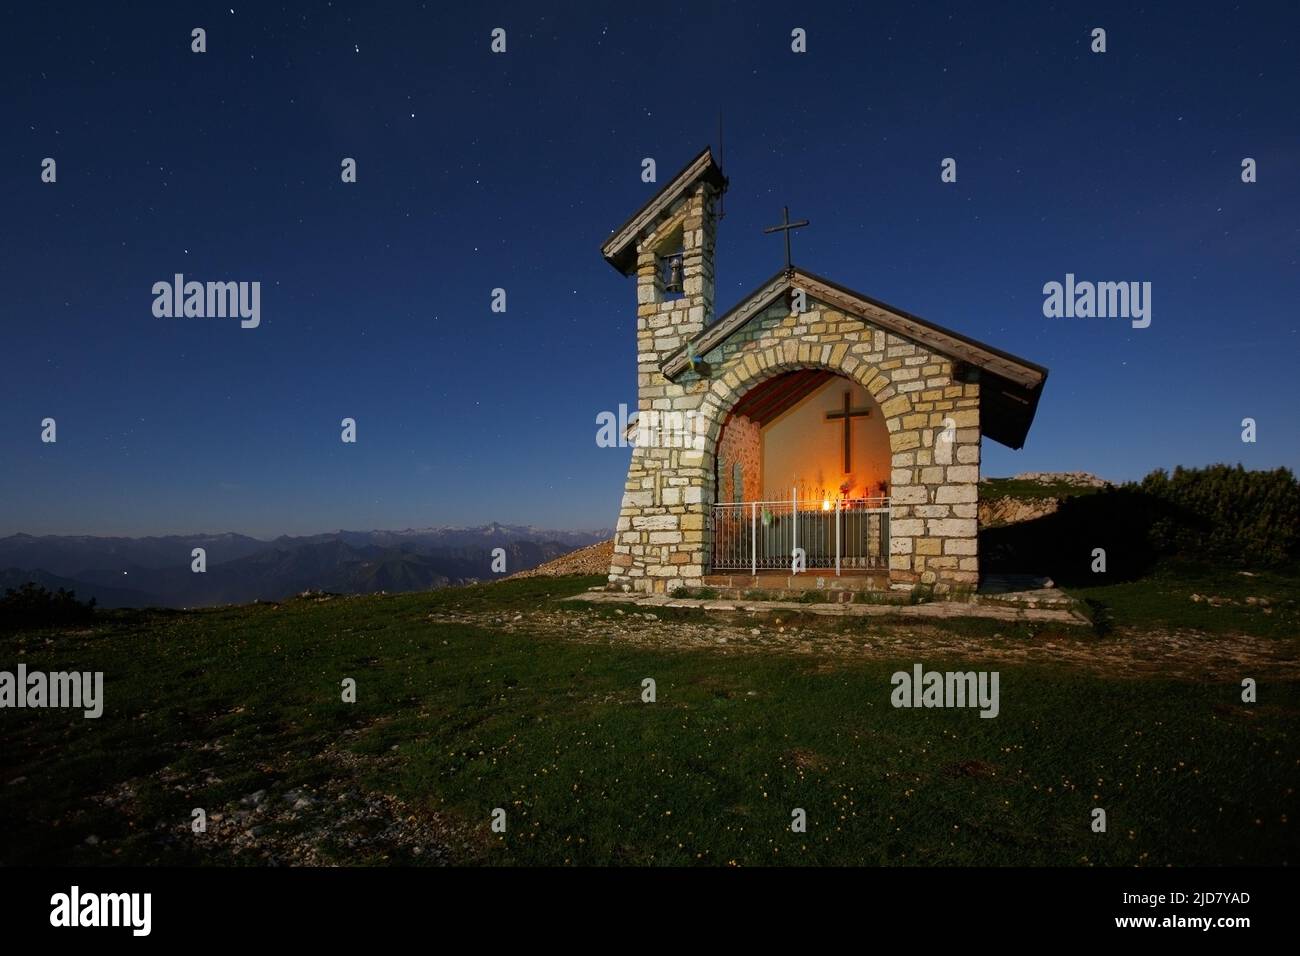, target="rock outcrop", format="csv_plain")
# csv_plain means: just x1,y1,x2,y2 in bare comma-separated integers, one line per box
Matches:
509,539,615,579
979,496,1062,528
983,471,1110,489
